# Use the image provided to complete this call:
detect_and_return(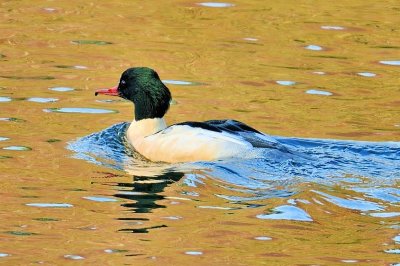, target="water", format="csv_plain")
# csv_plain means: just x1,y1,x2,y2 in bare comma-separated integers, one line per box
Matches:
305,89,333,96
68,123,400,214
321,25,345,30
276,80,296,86
0,96,12,102
379,60,400,66
27,97,59,103
197,2,235,8
1,0,399,265
48,87,75,92
162,80,203,86
43,107,117,114
305,45,324,51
